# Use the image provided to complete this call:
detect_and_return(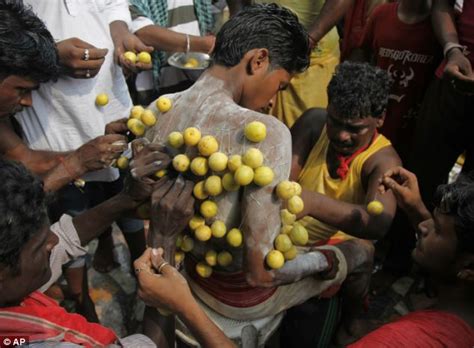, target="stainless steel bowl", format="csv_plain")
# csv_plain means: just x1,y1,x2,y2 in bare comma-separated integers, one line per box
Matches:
167,52,211,71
